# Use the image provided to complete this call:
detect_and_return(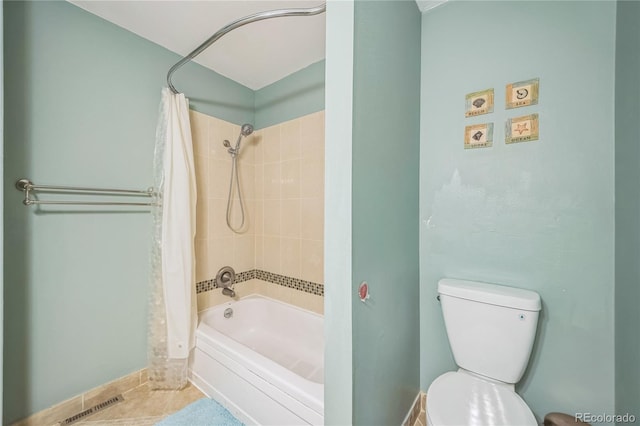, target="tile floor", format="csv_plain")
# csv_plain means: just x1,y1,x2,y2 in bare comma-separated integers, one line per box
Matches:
73,383,425,426
413,409,427,426
52,380,424,426
411,393,427,426
75,382,205,425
